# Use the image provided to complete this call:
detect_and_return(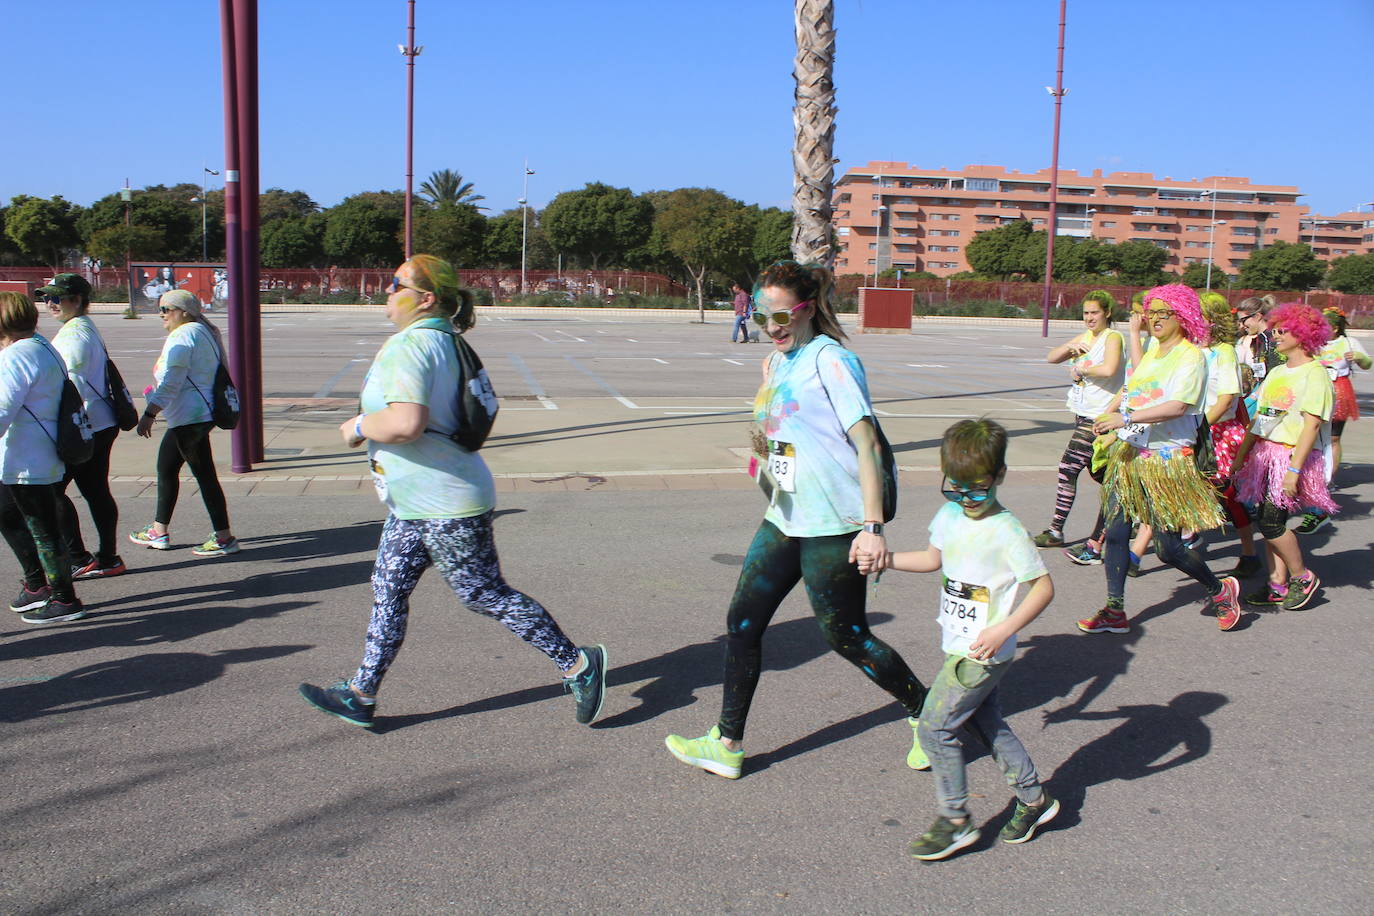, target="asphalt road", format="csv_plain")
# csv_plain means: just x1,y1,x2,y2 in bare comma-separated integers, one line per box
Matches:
2,311,1370,914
